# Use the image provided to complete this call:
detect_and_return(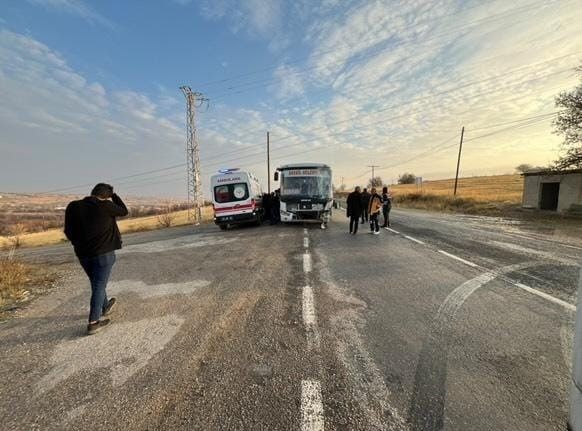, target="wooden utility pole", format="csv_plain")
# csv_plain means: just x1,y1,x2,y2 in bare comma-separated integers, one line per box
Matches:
453,126,465,196
267,131,271,194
